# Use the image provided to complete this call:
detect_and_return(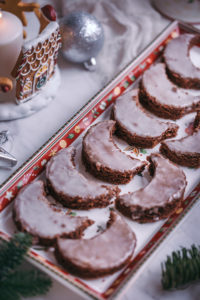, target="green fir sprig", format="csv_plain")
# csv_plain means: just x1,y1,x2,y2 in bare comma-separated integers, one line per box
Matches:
161,244,200,290
0,233,52,300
